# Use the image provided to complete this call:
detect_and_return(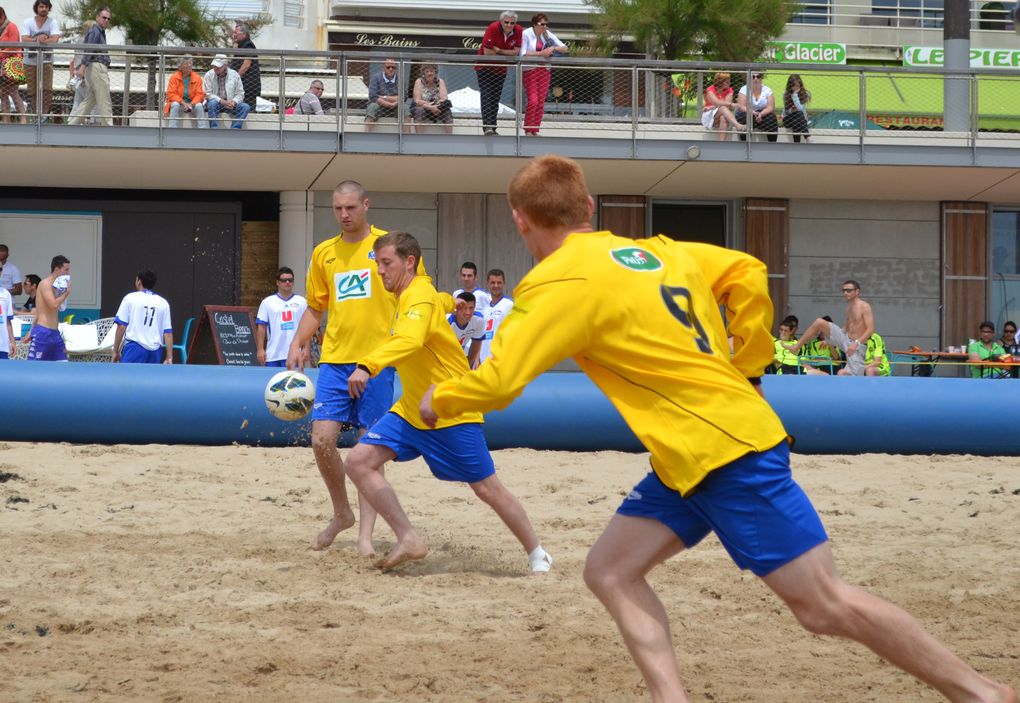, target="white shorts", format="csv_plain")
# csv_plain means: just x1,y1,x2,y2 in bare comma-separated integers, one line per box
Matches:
826,322,866,376
701,108,718,130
